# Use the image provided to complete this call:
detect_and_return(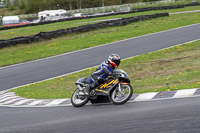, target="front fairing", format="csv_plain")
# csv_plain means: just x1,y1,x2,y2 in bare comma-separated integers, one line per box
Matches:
94,69,129,96
114,69,130,83
95,78,119,96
